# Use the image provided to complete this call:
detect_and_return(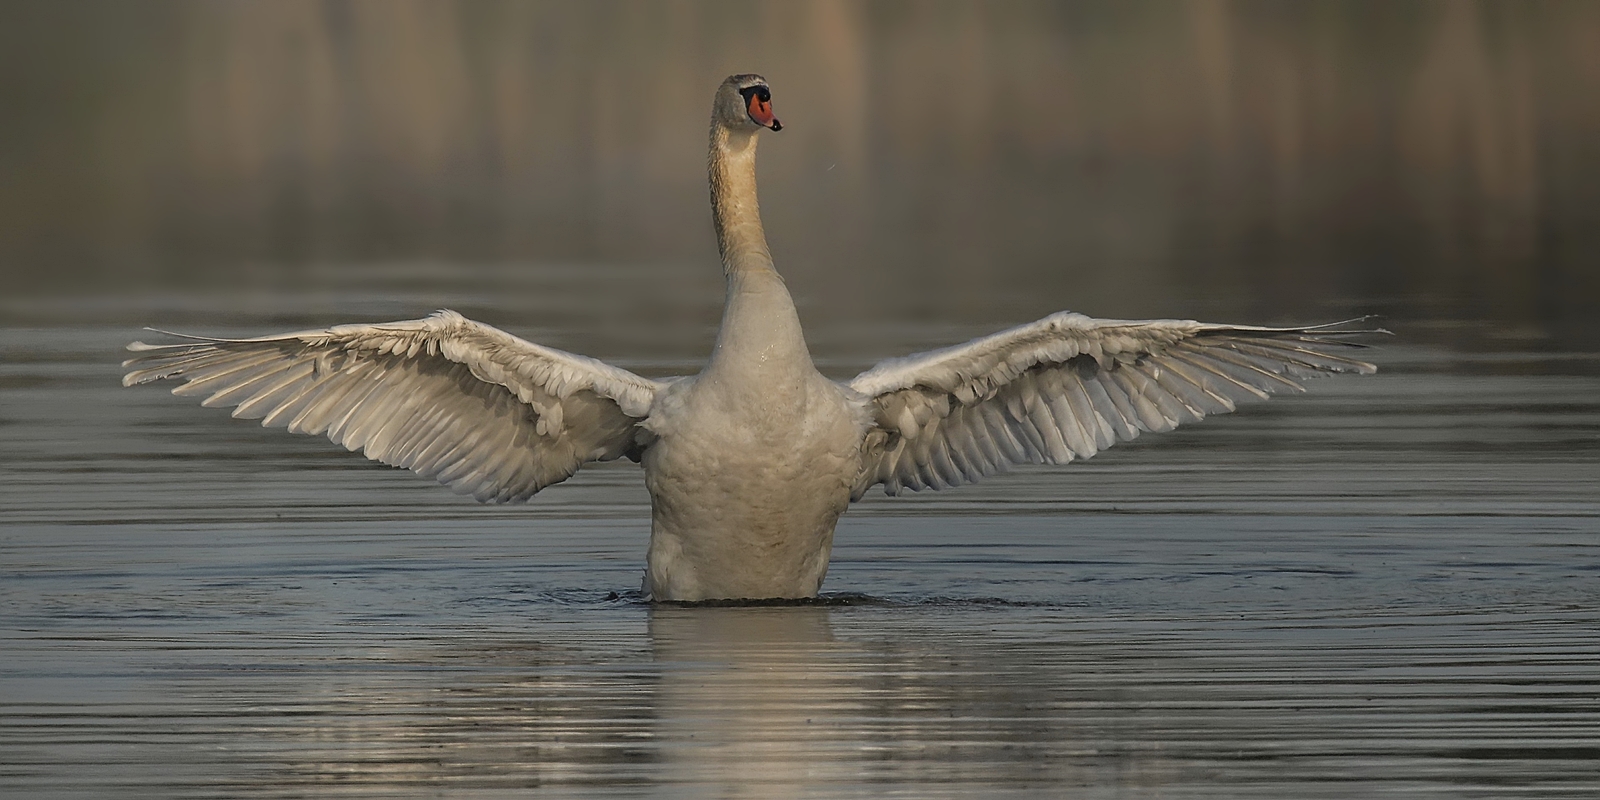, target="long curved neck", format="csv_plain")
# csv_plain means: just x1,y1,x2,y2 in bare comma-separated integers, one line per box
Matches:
710,125,774,276
705,122,814,382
